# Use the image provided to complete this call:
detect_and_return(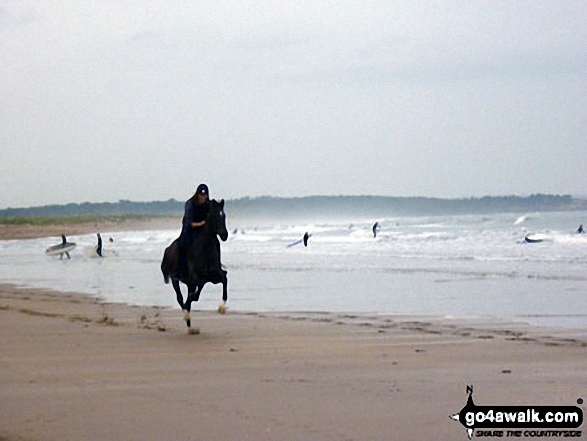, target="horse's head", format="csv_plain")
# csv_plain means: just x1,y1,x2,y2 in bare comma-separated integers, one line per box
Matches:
208,199,228,242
